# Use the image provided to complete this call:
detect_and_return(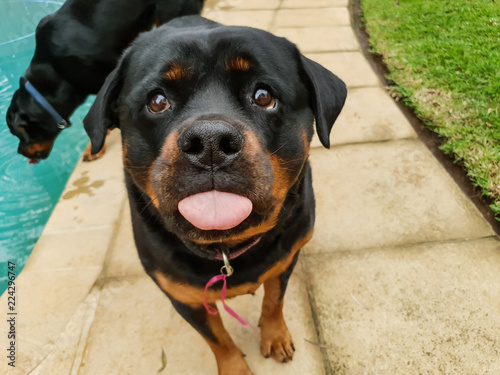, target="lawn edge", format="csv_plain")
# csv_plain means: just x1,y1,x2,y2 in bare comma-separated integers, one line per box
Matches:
348,0,500,235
